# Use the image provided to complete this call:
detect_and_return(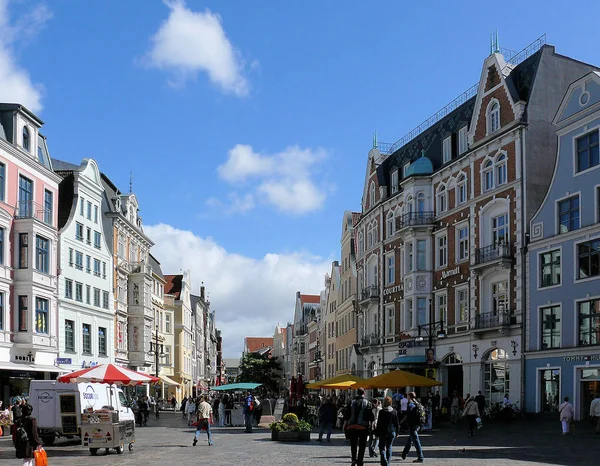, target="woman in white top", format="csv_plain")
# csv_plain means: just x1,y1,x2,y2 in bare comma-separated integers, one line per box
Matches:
558,396,574,435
